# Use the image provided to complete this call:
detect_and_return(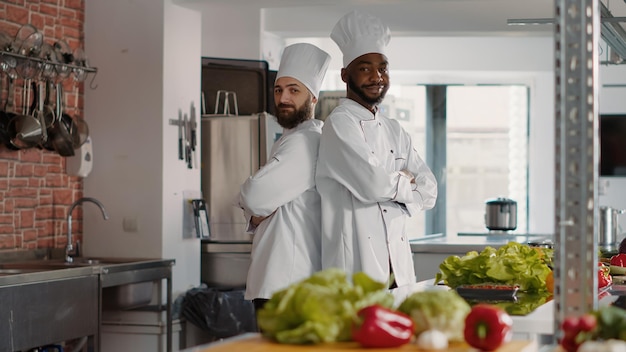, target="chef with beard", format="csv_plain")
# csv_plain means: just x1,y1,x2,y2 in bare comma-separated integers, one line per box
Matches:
316,10,438,289
237,43,331,312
